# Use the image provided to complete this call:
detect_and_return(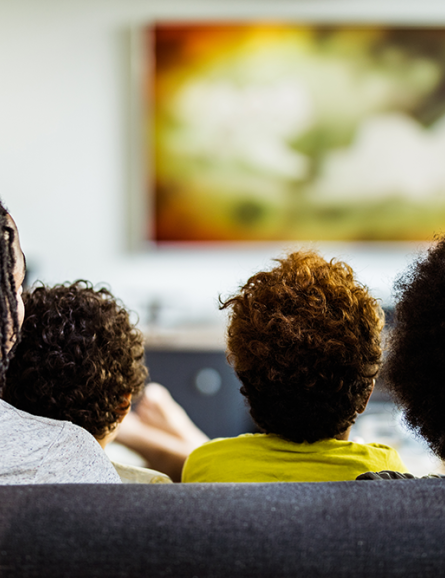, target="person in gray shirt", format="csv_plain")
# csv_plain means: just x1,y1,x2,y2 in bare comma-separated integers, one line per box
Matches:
0,200,120,484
